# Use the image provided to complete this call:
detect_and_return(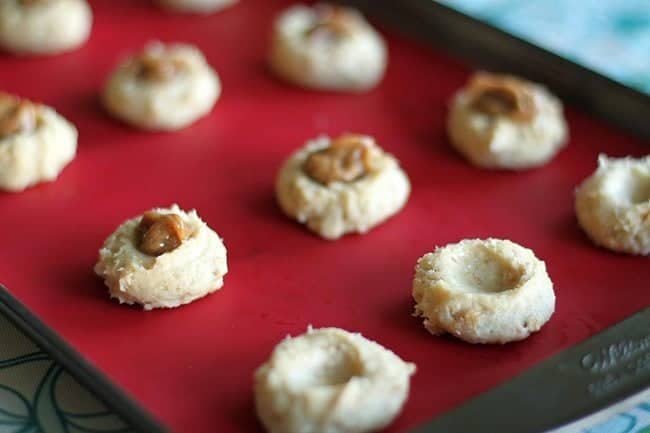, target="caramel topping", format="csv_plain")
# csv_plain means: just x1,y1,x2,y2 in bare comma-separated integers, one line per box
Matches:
136,212,187,256
136,53,186,82
303,134,376,185
305,5,358,40
0,100,38,139
467,72,536,122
